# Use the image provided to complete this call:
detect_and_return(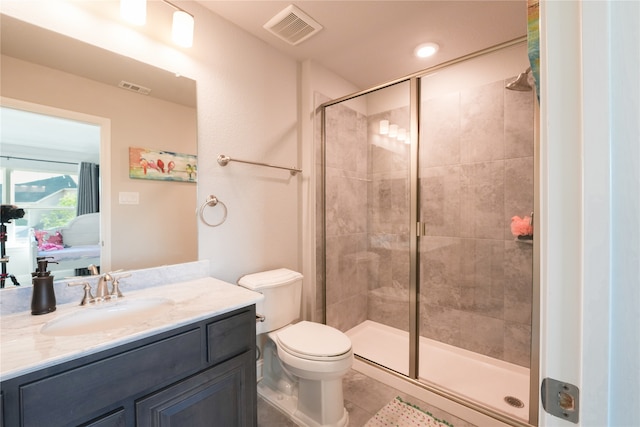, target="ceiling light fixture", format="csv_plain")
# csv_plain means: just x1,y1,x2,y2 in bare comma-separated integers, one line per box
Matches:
120,0,194,48
414,42,439,59
120,0,146,26
171,9,195,48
